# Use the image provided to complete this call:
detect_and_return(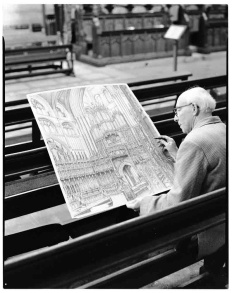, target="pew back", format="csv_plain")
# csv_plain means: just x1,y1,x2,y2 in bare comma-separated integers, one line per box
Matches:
4,106,227,183
4,188,226,288
5,44,74,80
5,75,227,153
